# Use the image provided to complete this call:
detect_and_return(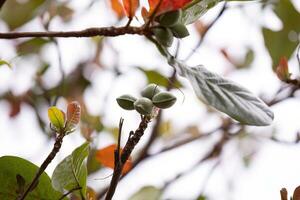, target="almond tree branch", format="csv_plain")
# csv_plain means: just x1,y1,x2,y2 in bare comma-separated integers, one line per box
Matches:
0,26,151,39
104,116,151,200
18,133,65,200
